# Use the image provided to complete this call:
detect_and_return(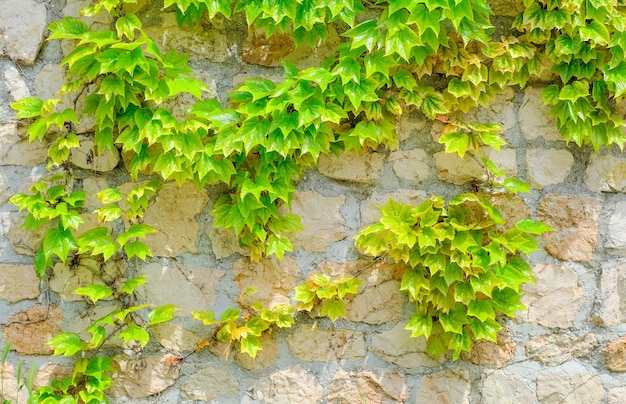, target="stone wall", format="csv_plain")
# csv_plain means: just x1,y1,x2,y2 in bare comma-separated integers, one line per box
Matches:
1,1,626,403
